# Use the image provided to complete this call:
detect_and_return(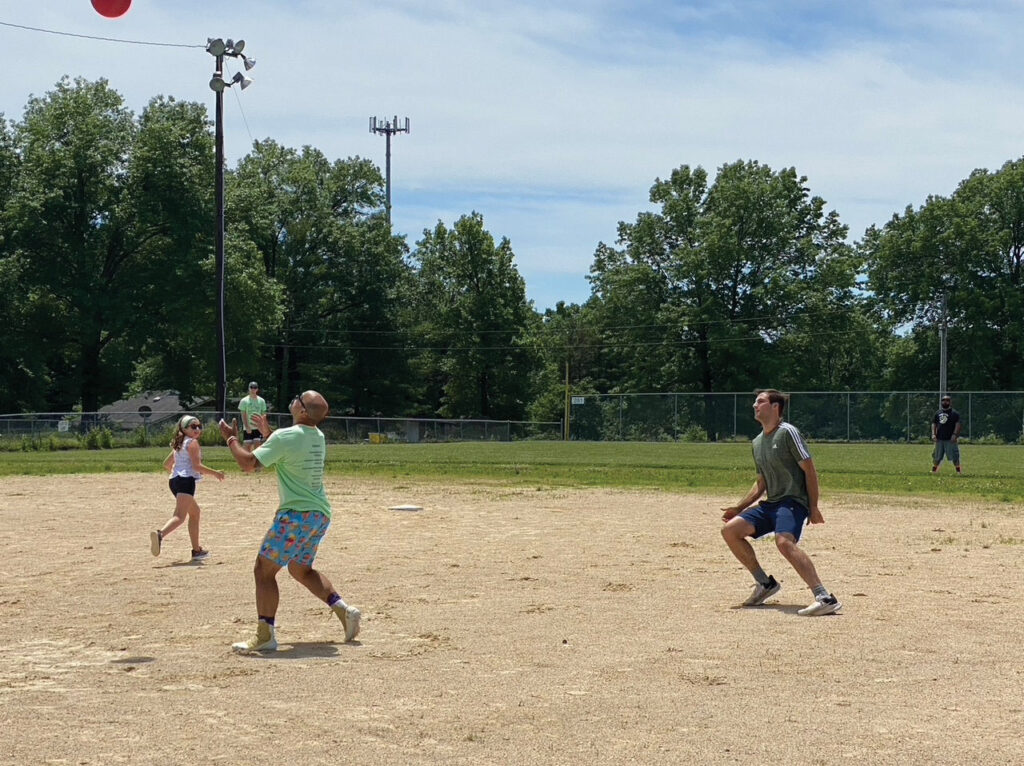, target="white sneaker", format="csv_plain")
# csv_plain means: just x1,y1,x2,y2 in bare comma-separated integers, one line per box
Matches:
332,604,361,642
232,621,278,652
742,576,781,606
798,594,842,616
